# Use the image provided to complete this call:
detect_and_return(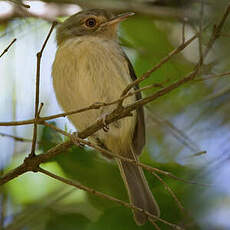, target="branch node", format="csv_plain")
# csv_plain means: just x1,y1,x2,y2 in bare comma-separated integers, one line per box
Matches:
37,52,42,58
